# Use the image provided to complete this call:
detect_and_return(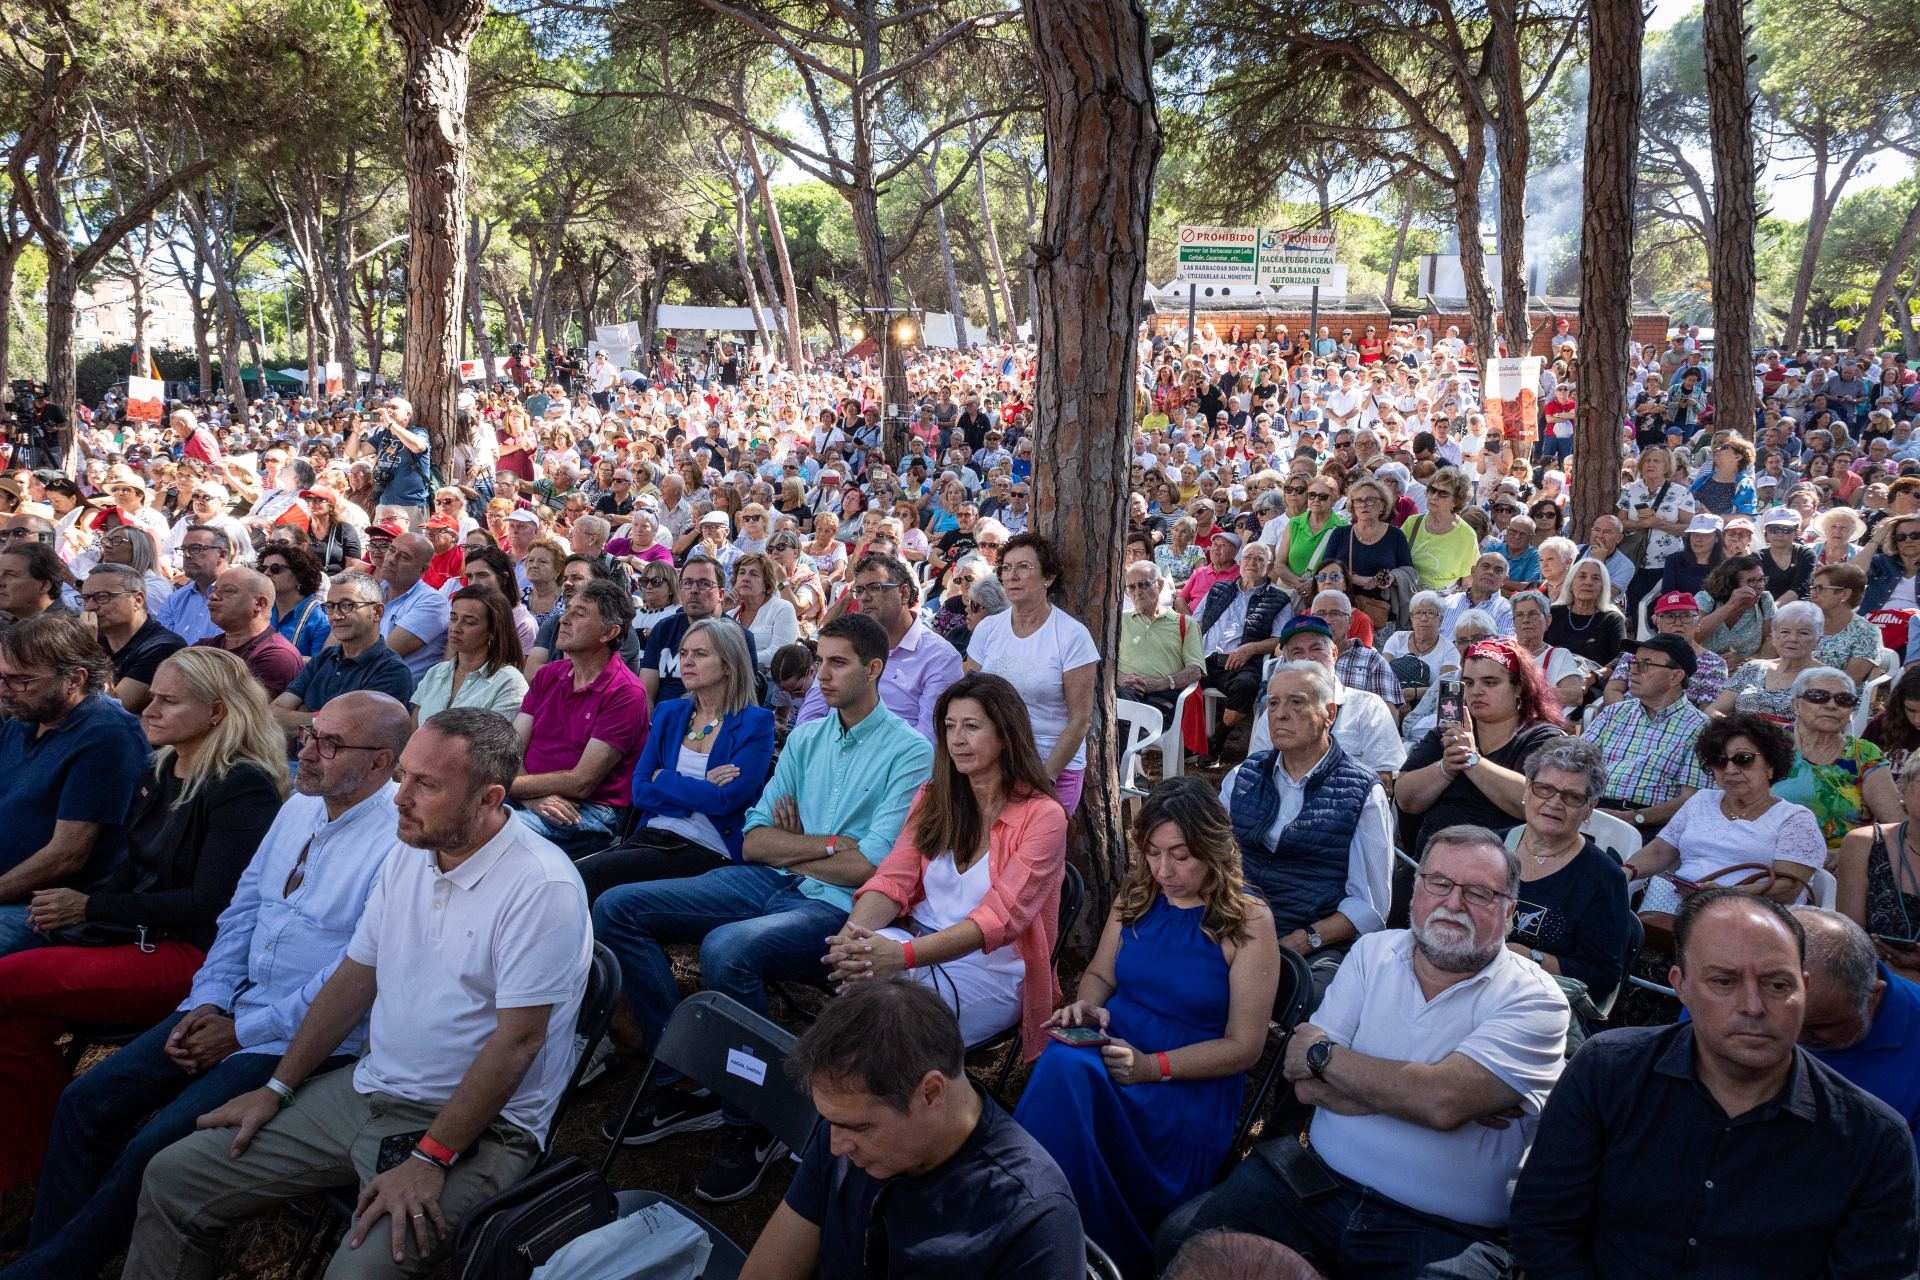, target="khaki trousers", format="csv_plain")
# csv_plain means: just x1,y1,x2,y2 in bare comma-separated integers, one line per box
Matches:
122,1065,539,1280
